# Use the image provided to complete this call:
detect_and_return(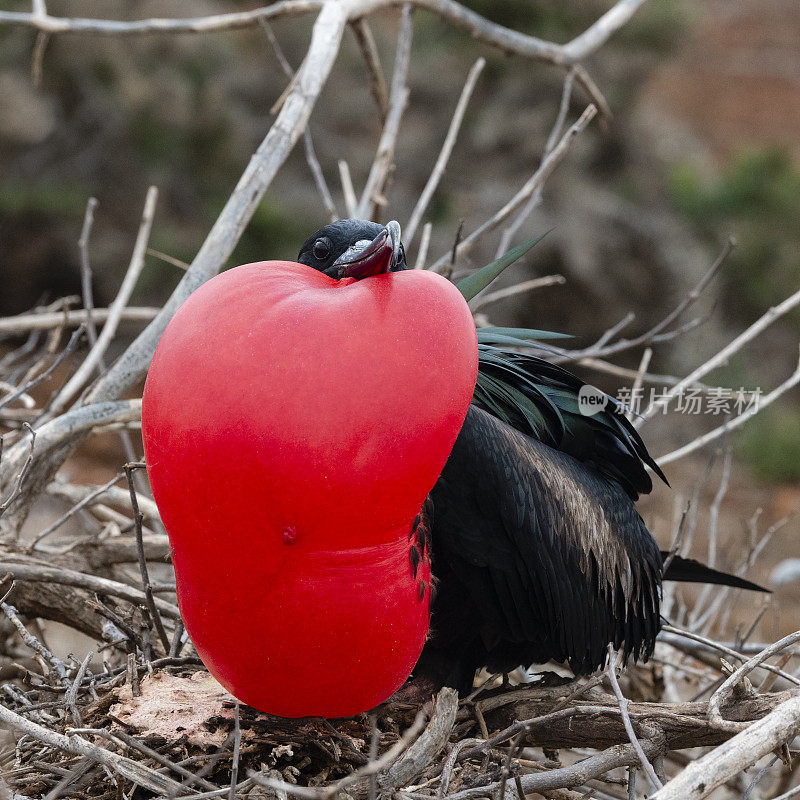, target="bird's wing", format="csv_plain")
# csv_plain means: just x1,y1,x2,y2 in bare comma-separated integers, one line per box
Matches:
473,344,668,499
431,406,663,675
